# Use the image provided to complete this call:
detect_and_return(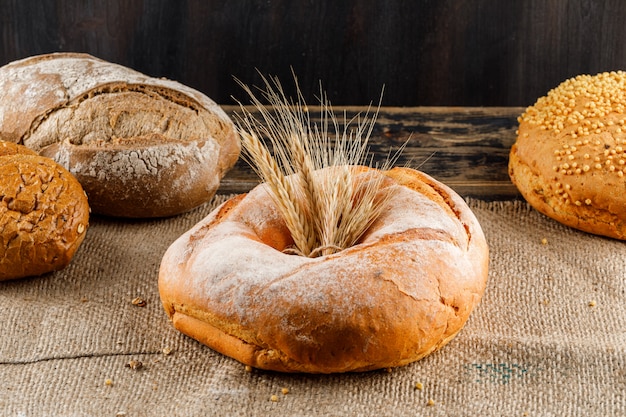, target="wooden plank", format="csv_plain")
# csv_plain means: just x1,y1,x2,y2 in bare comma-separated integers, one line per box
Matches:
218,106,524,200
